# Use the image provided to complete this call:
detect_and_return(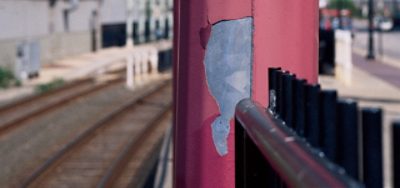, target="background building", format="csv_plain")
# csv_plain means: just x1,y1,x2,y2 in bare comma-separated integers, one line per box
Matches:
0,0,172,73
